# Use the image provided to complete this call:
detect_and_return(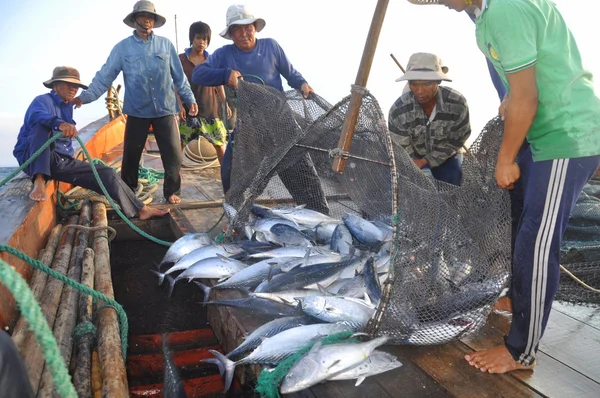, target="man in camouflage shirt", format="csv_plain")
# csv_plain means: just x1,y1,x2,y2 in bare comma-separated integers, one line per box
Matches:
388,53,471,186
